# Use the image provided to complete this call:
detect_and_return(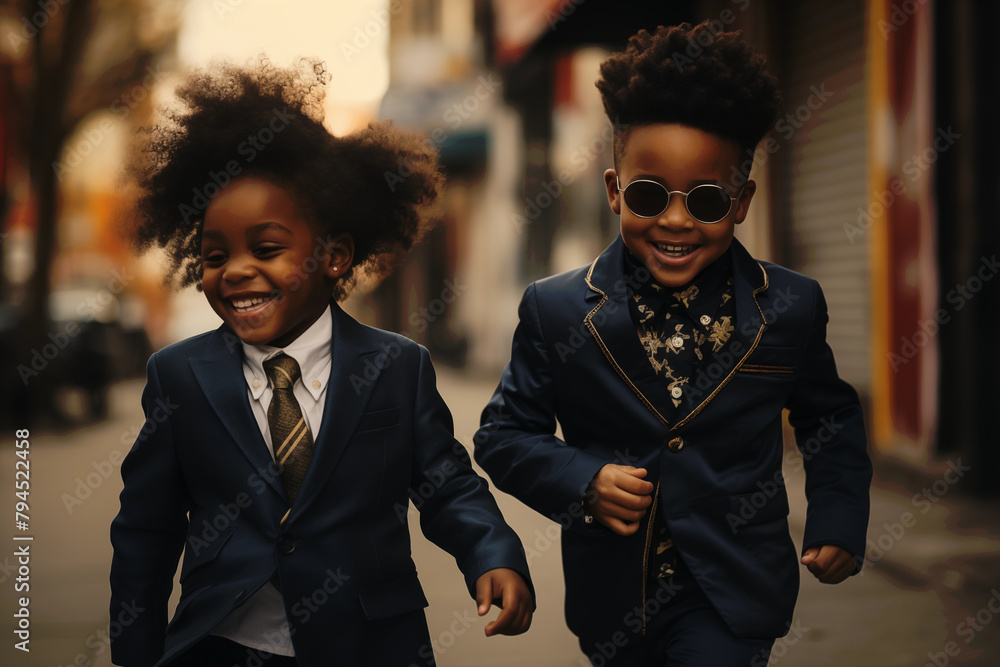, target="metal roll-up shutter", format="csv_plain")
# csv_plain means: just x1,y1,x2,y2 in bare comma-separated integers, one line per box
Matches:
775,0,871,392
